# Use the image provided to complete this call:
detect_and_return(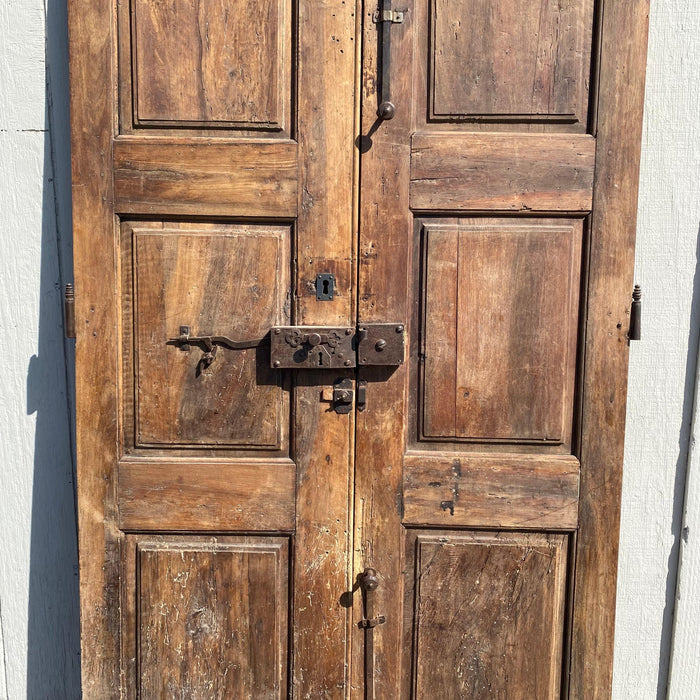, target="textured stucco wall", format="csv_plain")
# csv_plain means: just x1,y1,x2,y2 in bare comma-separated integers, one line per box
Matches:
0,1,697,699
